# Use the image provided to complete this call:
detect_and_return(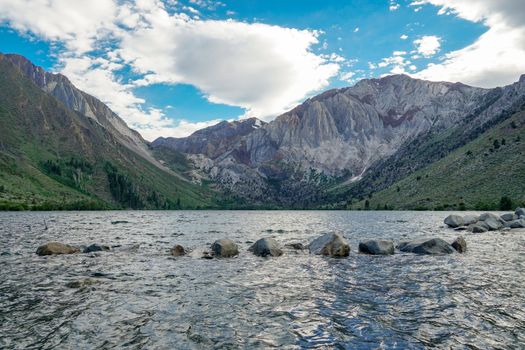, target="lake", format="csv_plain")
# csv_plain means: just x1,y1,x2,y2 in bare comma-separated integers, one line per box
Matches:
1,211,524,349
